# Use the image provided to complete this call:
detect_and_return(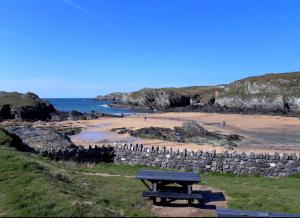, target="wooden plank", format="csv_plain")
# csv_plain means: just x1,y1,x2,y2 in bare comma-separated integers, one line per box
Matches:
143,191,203,200
136,170,200,182
216,208,300,217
